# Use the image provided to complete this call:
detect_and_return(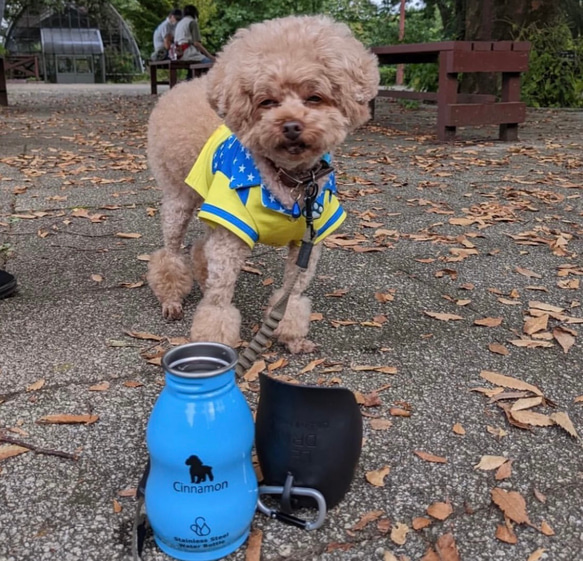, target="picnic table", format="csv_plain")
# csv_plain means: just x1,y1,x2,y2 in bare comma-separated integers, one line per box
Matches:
149,60,213,95
371,41,531,141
